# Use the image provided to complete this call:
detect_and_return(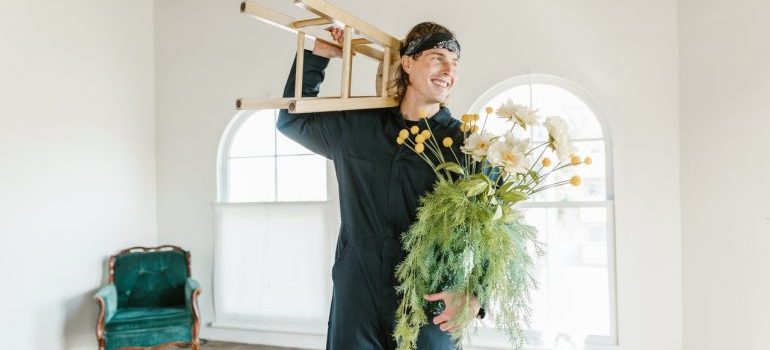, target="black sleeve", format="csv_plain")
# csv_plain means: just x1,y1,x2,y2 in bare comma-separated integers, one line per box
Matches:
276,49,347,160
